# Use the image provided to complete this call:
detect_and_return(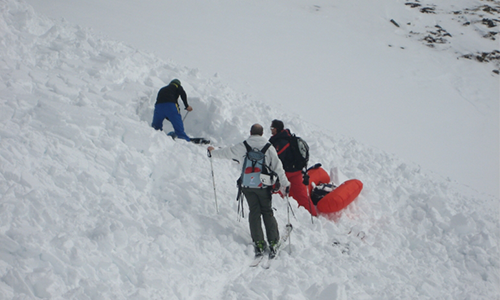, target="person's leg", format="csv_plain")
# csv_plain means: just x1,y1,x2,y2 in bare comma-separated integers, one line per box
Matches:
256,188,280,243
287,171,318,216
242,189,265,244
151,103,168,130
164,103,190,141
